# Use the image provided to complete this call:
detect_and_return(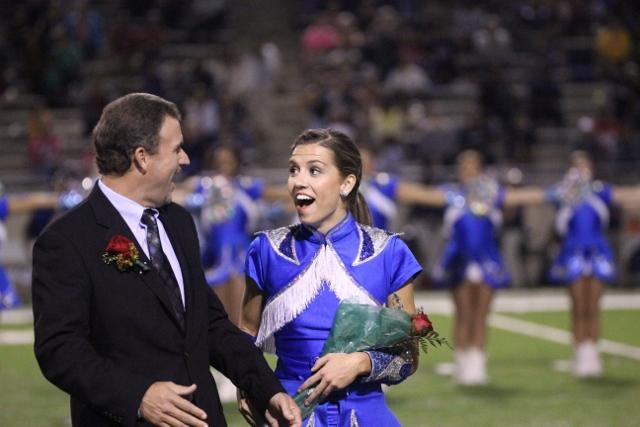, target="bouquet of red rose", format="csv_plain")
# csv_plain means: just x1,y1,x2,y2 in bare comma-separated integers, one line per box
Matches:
293,301,449,419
